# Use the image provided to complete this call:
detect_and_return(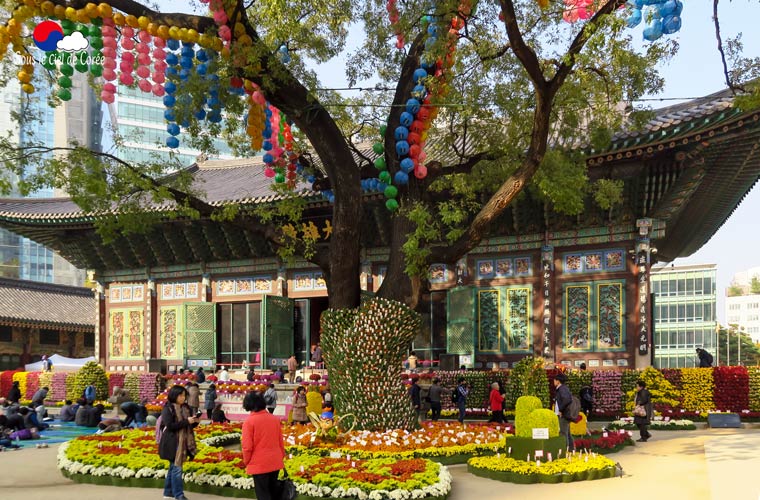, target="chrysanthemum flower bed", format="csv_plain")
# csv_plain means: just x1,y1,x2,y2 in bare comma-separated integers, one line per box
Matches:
58,424,454,499
607,417,696,431
283,421,512,464
571,431,634,454
467,453,617,484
